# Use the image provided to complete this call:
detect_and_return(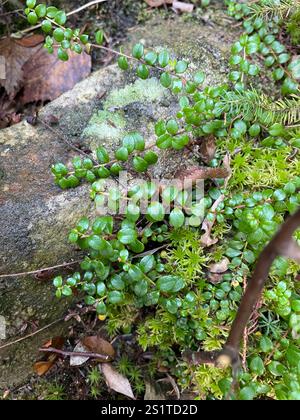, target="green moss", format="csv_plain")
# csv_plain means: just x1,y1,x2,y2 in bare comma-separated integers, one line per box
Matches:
219,137,299,190
287,11,300,45
164,229,208,283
